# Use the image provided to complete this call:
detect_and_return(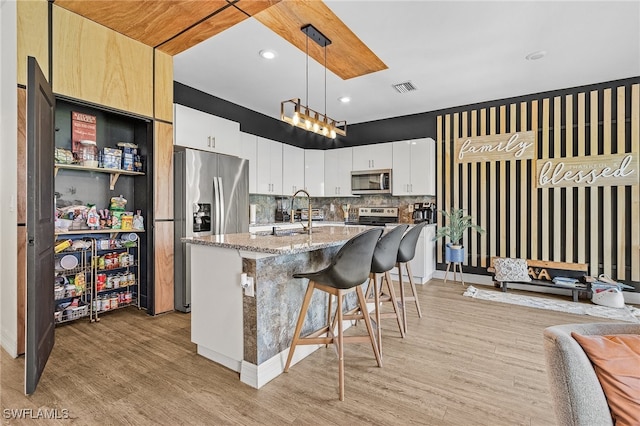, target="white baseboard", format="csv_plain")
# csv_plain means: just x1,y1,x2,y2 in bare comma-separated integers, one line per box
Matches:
197,346,242,373
240,343,323,389
240,319,358,389
1,328,17,358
